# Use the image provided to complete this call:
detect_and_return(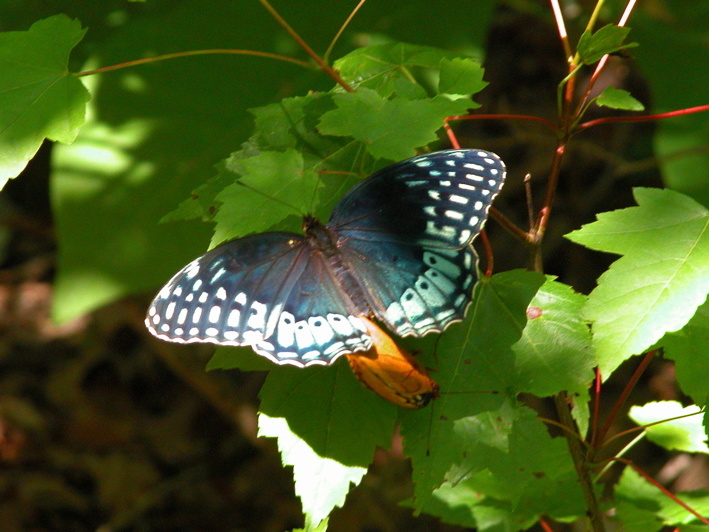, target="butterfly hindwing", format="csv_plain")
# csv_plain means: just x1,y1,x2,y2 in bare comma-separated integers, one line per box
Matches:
146,232,372,366
339,238,479,337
